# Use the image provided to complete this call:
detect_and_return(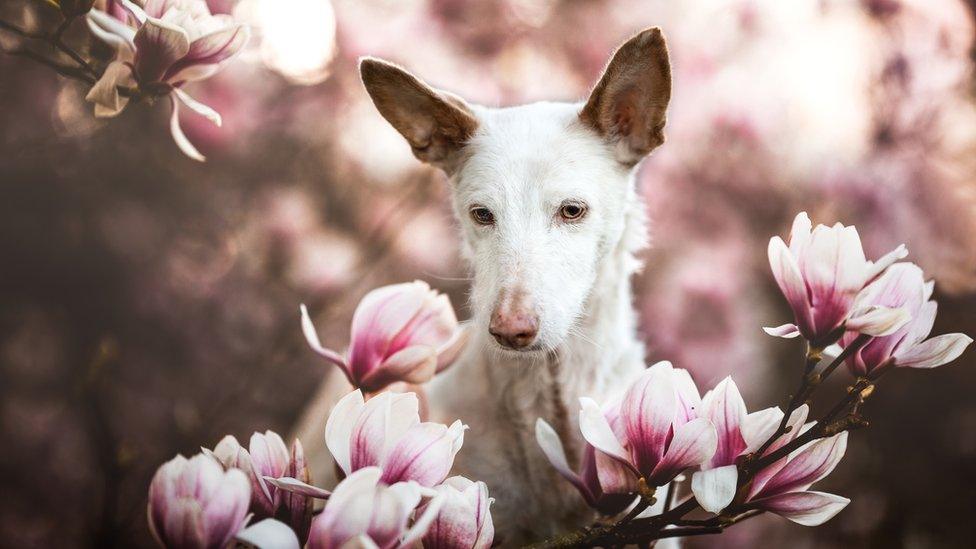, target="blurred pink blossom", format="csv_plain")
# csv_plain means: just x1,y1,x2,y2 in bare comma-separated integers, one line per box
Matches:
301,281,468,393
